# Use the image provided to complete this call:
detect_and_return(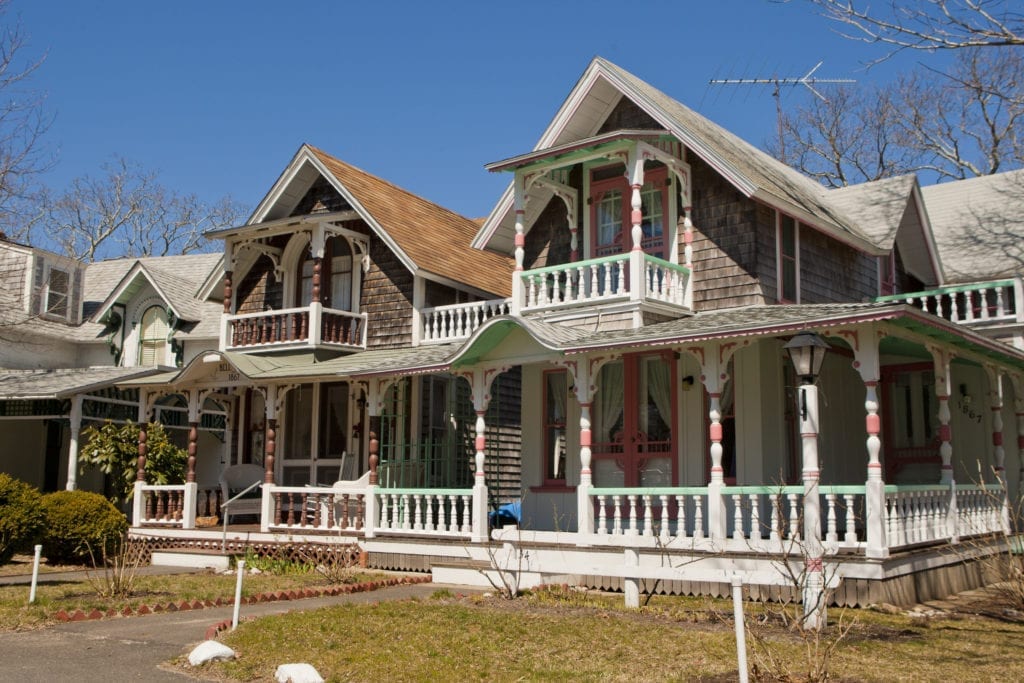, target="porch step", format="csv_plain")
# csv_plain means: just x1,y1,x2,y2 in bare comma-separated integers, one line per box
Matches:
151,550,233,571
